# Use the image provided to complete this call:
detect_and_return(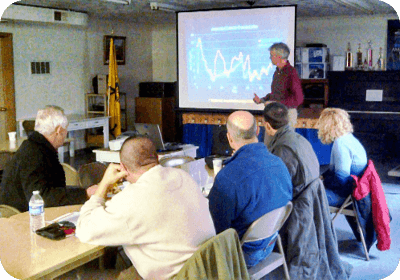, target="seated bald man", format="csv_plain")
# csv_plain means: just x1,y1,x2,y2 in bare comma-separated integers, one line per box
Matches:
208,110,292,268
76,135,215,279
